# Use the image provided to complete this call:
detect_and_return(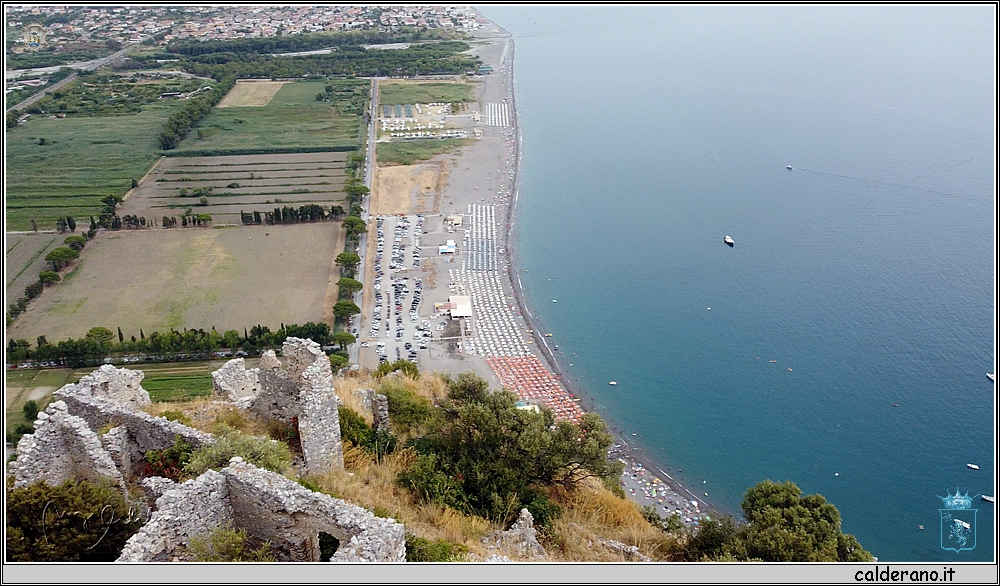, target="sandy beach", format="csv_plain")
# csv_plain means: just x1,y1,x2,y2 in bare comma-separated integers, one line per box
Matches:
357,14,716,527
